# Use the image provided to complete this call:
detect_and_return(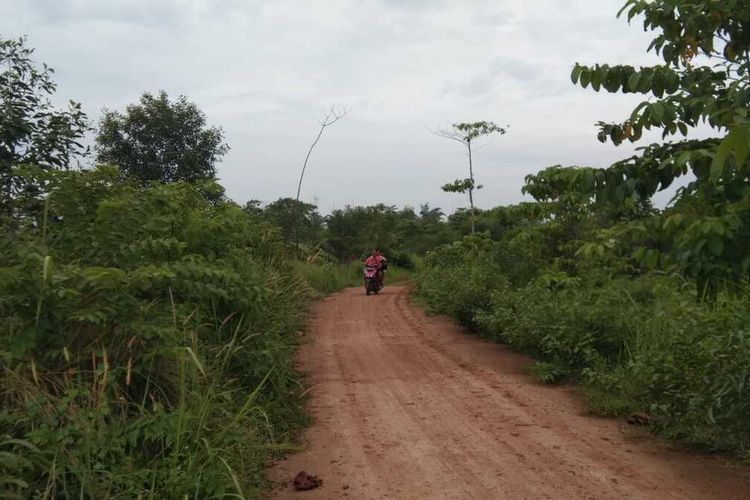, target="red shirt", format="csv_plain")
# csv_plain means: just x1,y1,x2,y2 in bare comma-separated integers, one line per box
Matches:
365,255,382,267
